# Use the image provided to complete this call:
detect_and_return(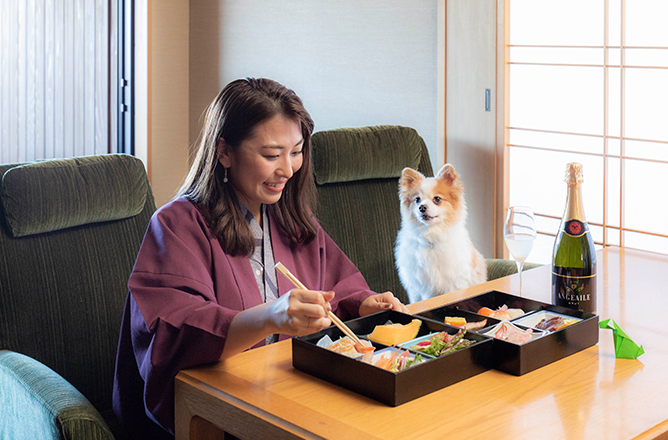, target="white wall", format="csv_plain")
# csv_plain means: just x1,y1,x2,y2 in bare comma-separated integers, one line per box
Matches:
189,0,443,169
